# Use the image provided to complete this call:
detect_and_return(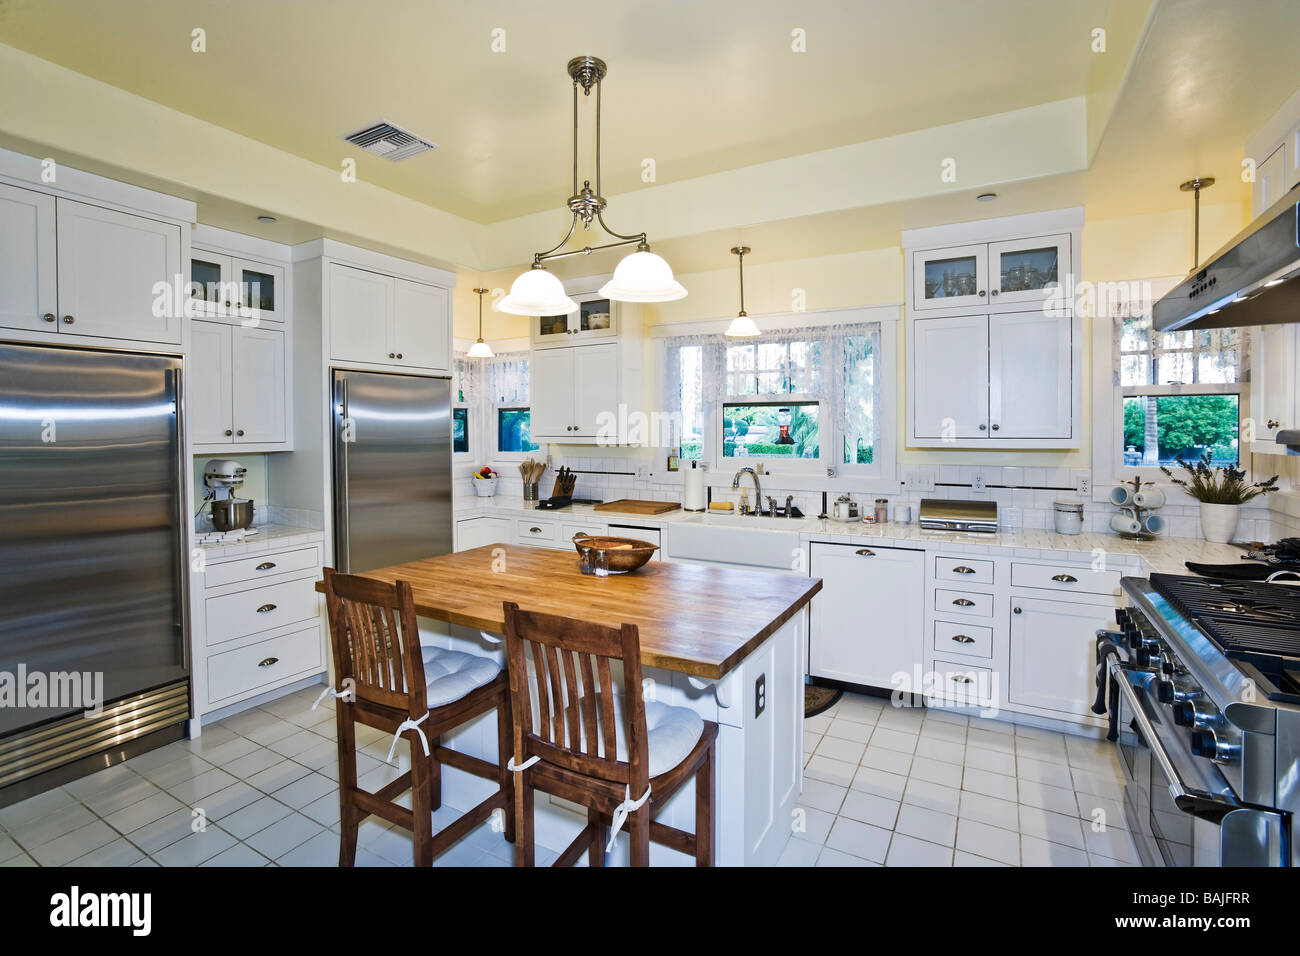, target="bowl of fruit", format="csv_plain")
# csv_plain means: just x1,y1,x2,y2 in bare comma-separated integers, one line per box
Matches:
472,466,498,497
